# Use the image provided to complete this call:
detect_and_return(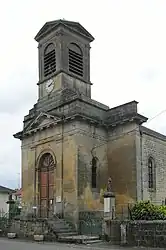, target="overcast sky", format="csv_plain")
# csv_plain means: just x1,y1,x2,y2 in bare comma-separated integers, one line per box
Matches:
0,0,166,188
